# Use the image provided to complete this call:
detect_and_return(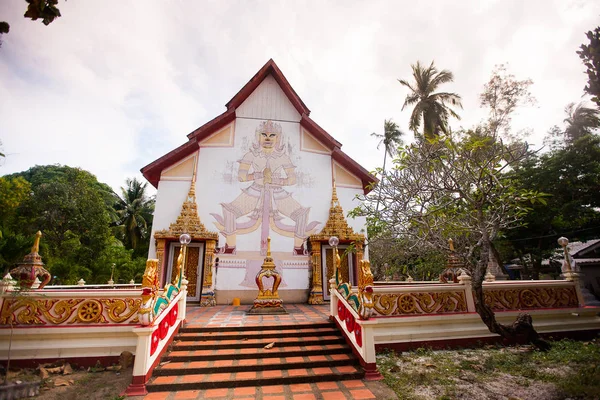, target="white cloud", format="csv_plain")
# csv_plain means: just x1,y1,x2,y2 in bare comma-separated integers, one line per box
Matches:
1,0,598,192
